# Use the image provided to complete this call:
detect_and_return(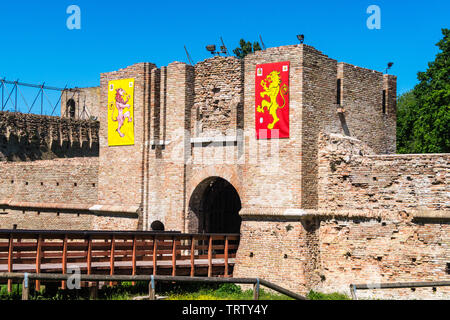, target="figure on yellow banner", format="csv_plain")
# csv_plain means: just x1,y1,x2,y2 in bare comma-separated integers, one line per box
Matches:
111,88,133,137
256,71,288,130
